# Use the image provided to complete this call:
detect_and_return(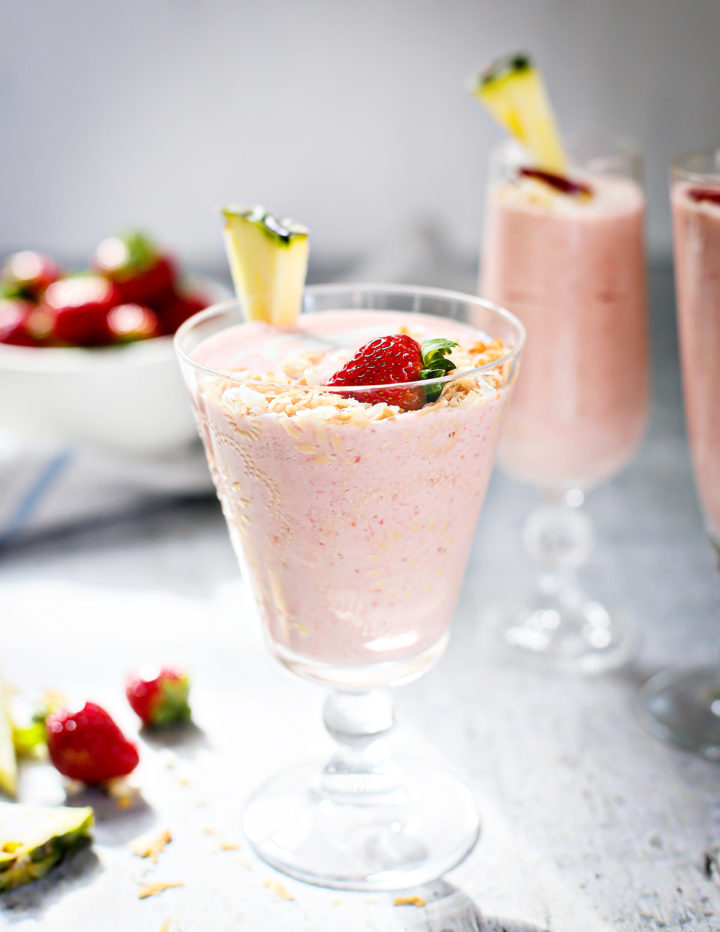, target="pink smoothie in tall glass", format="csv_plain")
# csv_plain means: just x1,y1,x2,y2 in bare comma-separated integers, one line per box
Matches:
189,310,511,682
482,170,648,489
672,182,720,544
